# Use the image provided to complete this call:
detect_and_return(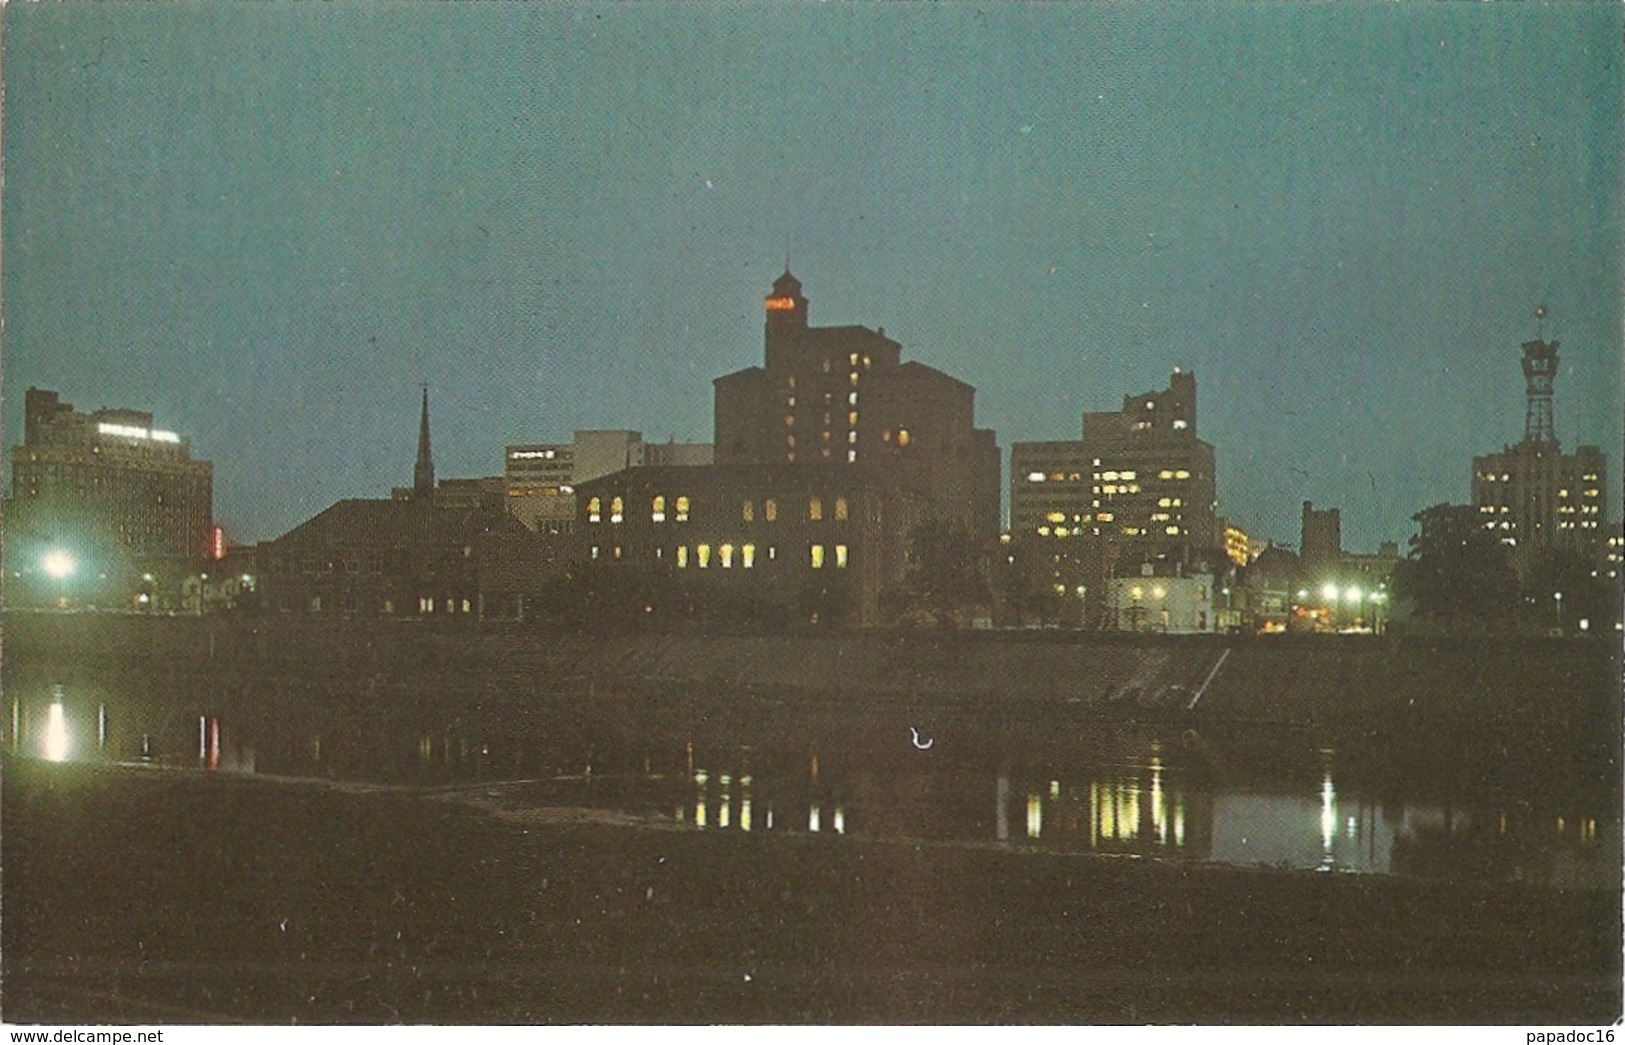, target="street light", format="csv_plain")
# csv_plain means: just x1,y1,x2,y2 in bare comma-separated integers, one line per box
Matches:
41,549,76,580
1554,591,1563,631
